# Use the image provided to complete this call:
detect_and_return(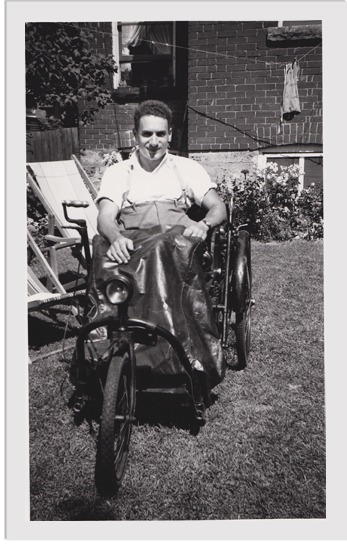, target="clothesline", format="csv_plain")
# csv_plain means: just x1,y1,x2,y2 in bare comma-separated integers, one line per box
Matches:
140,39,322,68
188,105,276,147
53,22,322,69
188,99,322,150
